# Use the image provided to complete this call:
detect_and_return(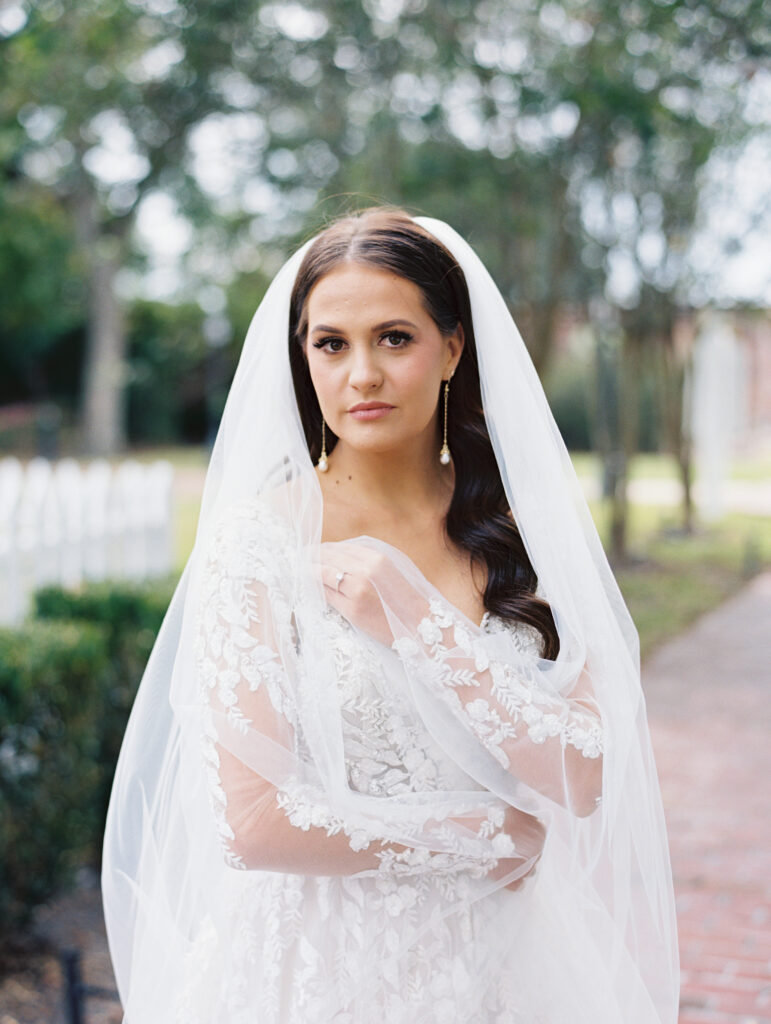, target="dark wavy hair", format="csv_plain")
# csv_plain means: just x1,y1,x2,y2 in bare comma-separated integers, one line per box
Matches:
288,206,559,659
